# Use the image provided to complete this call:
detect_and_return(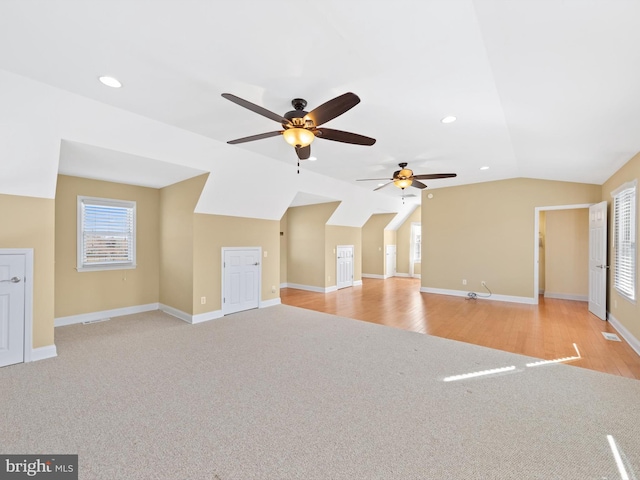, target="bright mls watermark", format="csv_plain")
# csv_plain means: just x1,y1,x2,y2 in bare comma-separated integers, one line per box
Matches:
1,455,77,479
